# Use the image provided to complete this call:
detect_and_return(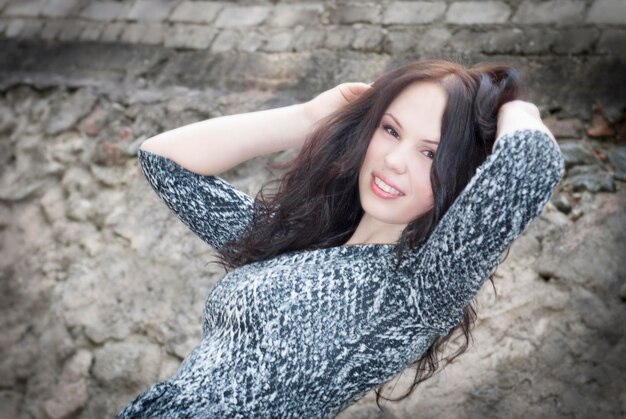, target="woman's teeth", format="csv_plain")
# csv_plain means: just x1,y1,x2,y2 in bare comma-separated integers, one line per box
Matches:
374,176,402,195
